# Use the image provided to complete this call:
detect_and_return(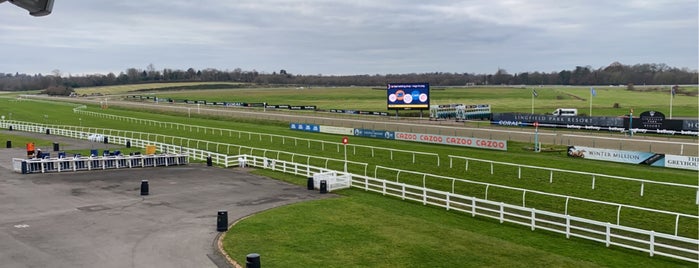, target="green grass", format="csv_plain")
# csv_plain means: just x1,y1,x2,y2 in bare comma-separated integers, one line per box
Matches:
73,82,244,95
1,94,697,266
223,171,692,267
3,97,696,236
